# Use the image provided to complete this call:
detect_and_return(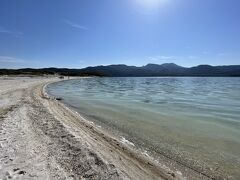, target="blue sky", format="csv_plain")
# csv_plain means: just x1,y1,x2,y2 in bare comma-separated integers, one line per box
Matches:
0,0,239,68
